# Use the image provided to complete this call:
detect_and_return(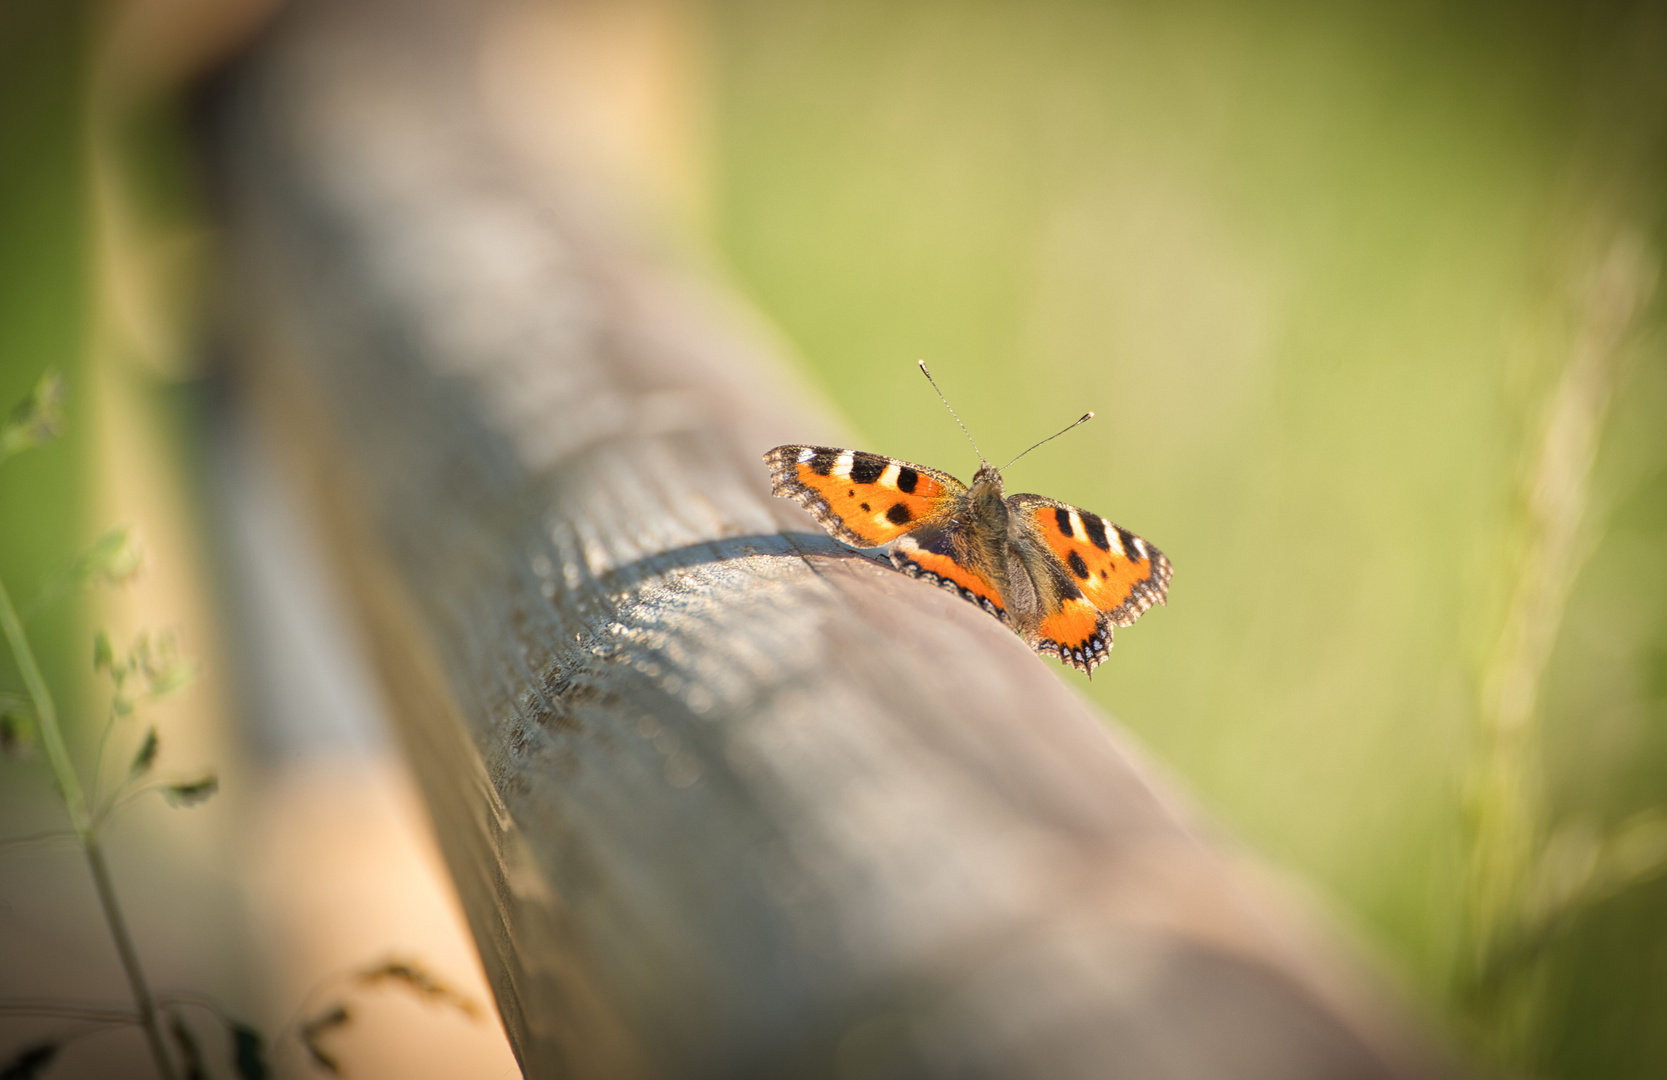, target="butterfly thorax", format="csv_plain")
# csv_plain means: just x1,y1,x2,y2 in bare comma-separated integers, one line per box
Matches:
962,467,1013,590
966,467,1007,531
970,466,1061,638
